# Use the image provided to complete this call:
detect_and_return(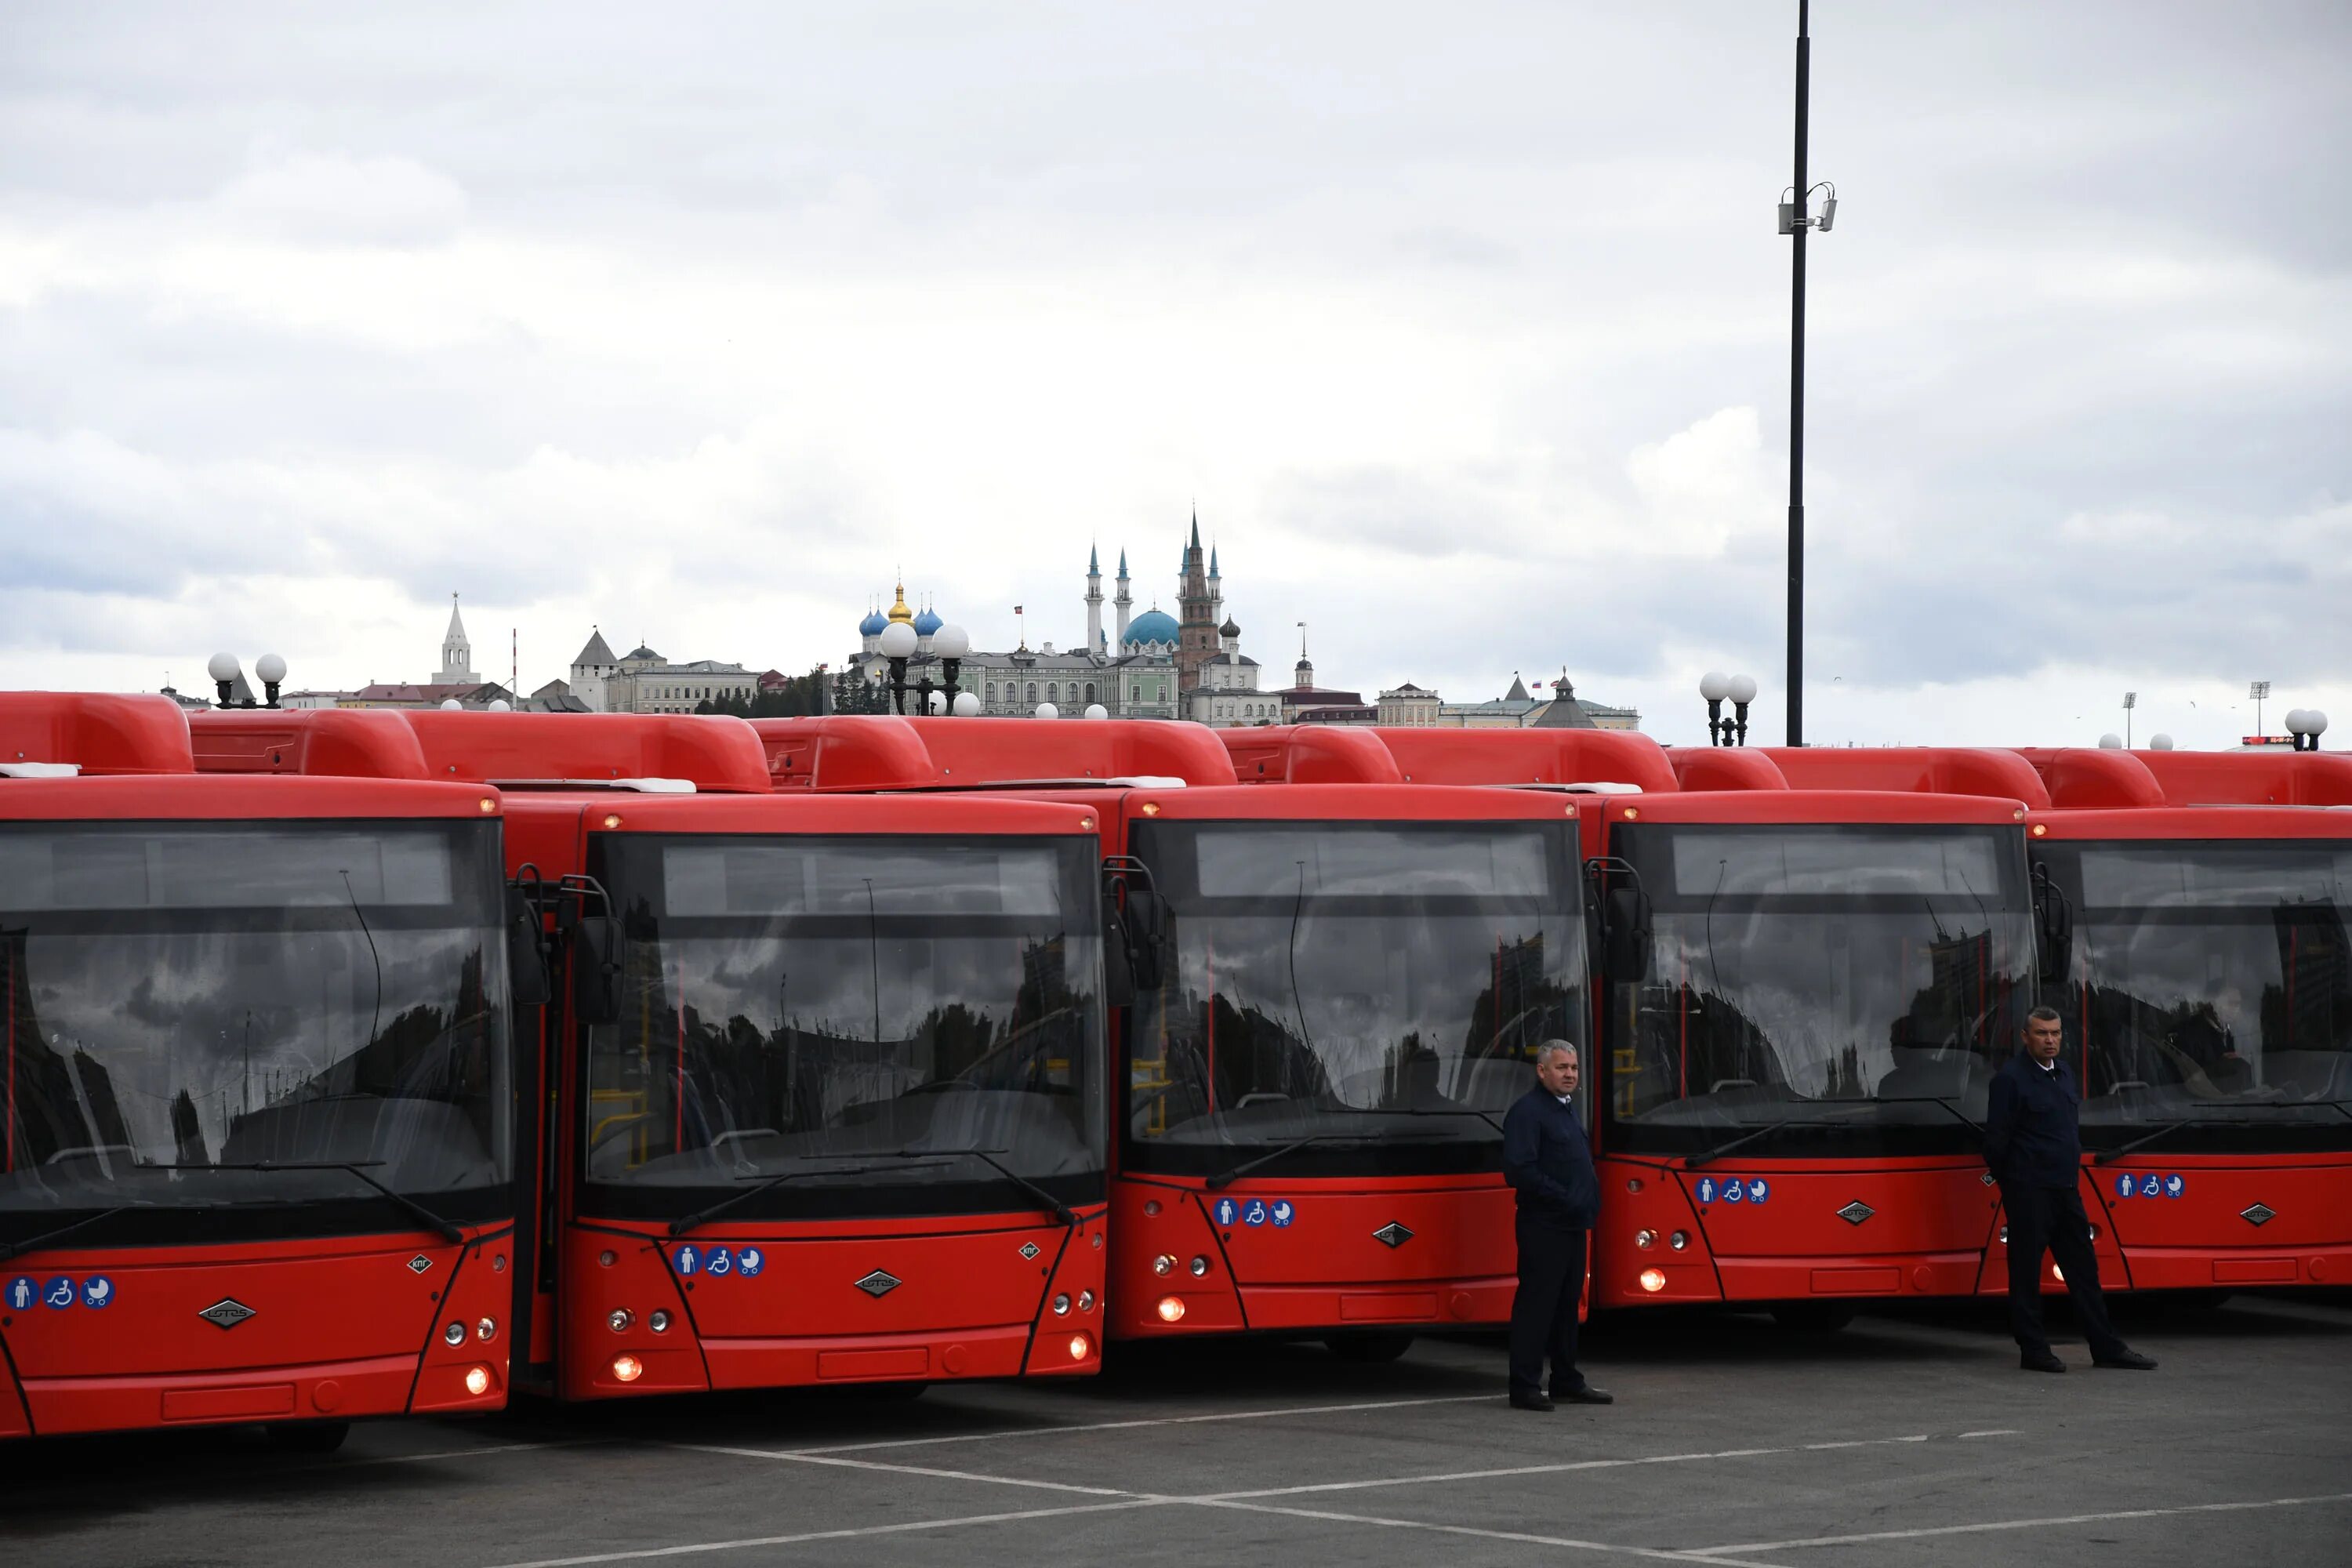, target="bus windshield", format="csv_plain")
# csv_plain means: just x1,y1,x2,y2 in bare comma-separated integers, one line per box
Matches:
1123,821,1586,1178
581,834,1106,1221
1605,824,2033,1159
2037,840,2352,1152
0,821,512,1248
